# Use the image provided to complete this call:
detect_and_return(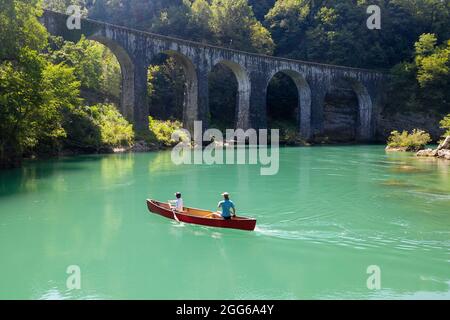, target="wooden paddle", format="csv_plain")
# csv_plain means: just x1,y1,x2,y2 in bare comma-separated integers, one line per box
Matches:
172,209,180,222
168,200,180,222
